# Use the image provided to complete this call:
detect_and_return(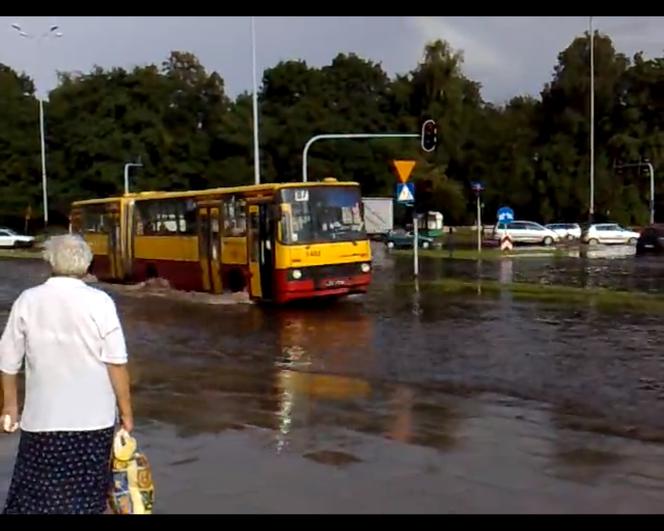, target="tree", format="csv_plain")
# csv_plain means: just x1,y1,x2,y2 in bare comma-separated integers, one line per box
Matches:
0,65,40,226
